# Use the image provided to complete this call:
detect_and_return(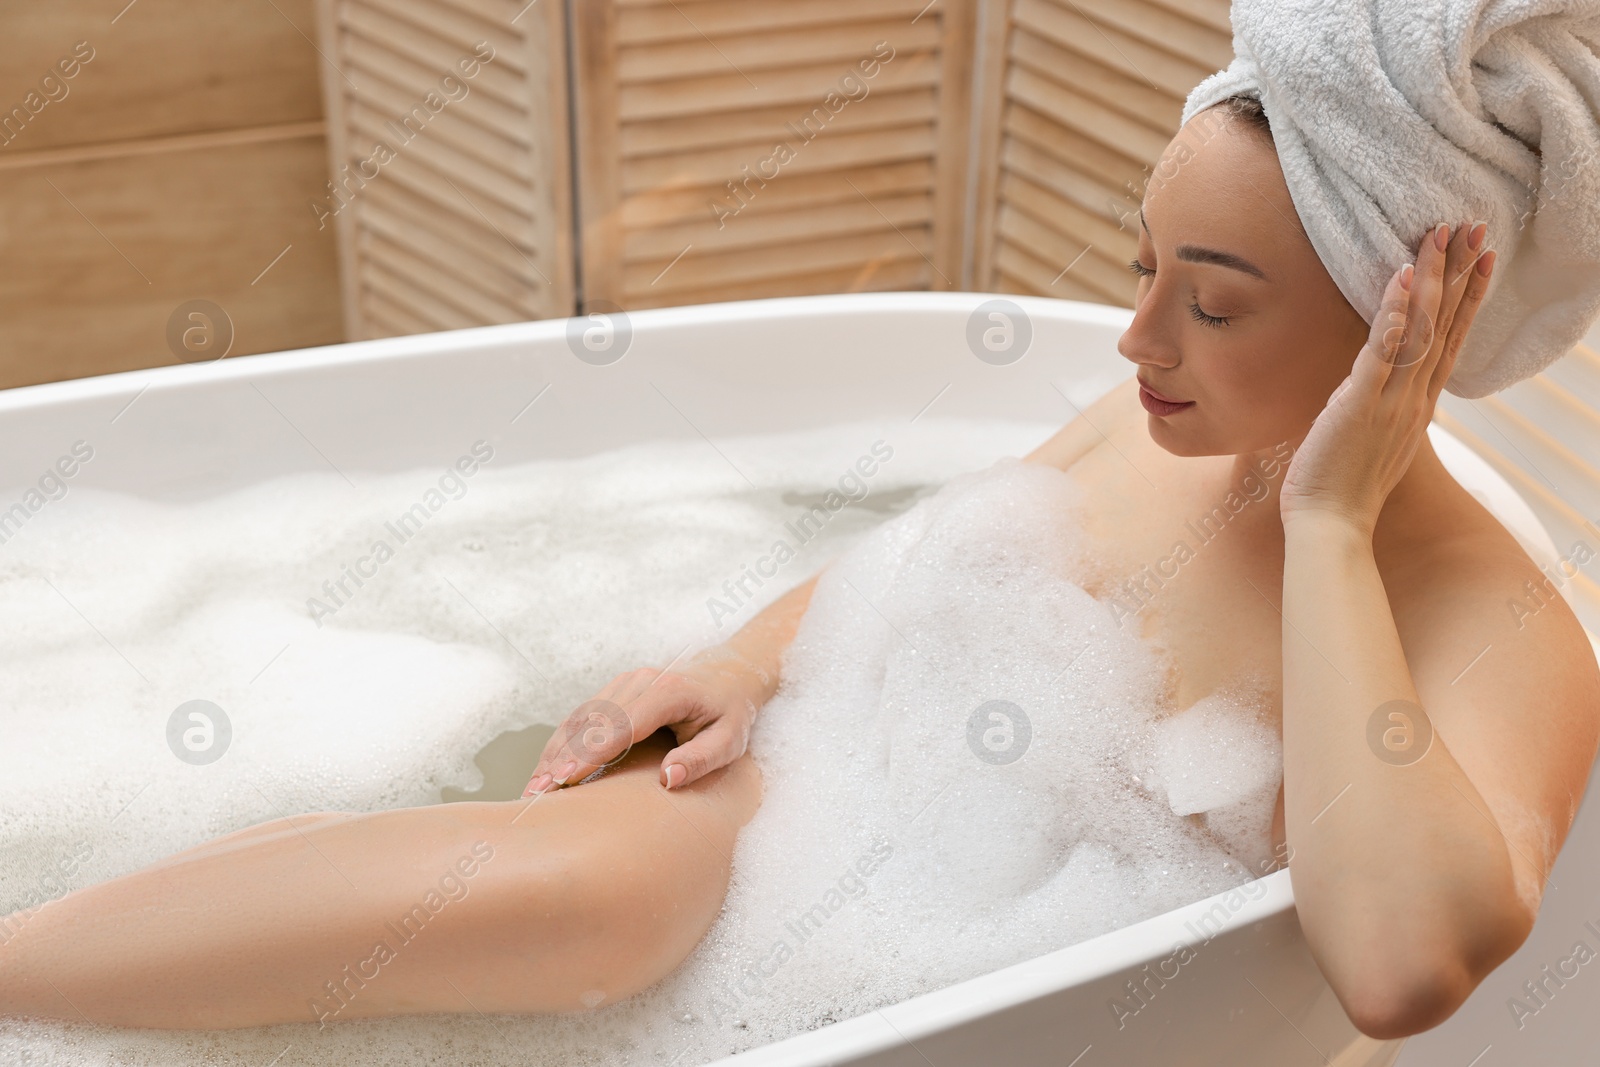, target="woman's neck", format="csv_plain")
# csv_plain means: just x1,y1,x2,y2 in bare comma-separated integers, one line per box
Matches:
1226,427,1445,533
